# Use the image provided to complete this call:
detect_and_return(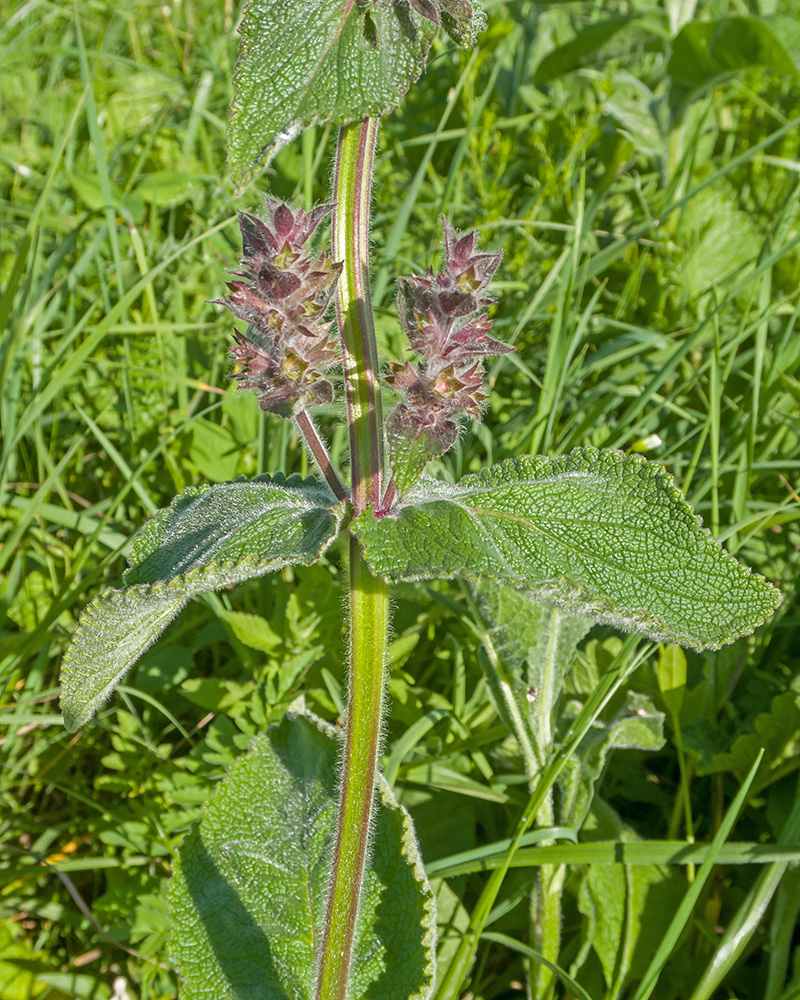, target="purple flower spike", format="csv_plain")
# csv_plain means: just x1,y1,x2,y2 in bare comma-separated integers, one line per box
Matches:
216,200,341,418
385,217,512,500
